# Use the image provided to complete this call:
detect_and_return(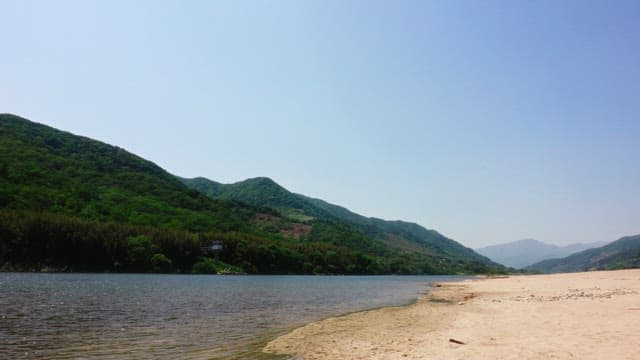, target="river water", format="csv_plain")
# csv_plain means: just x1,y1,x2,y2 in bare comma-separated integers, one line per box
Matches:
0,273,465,359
